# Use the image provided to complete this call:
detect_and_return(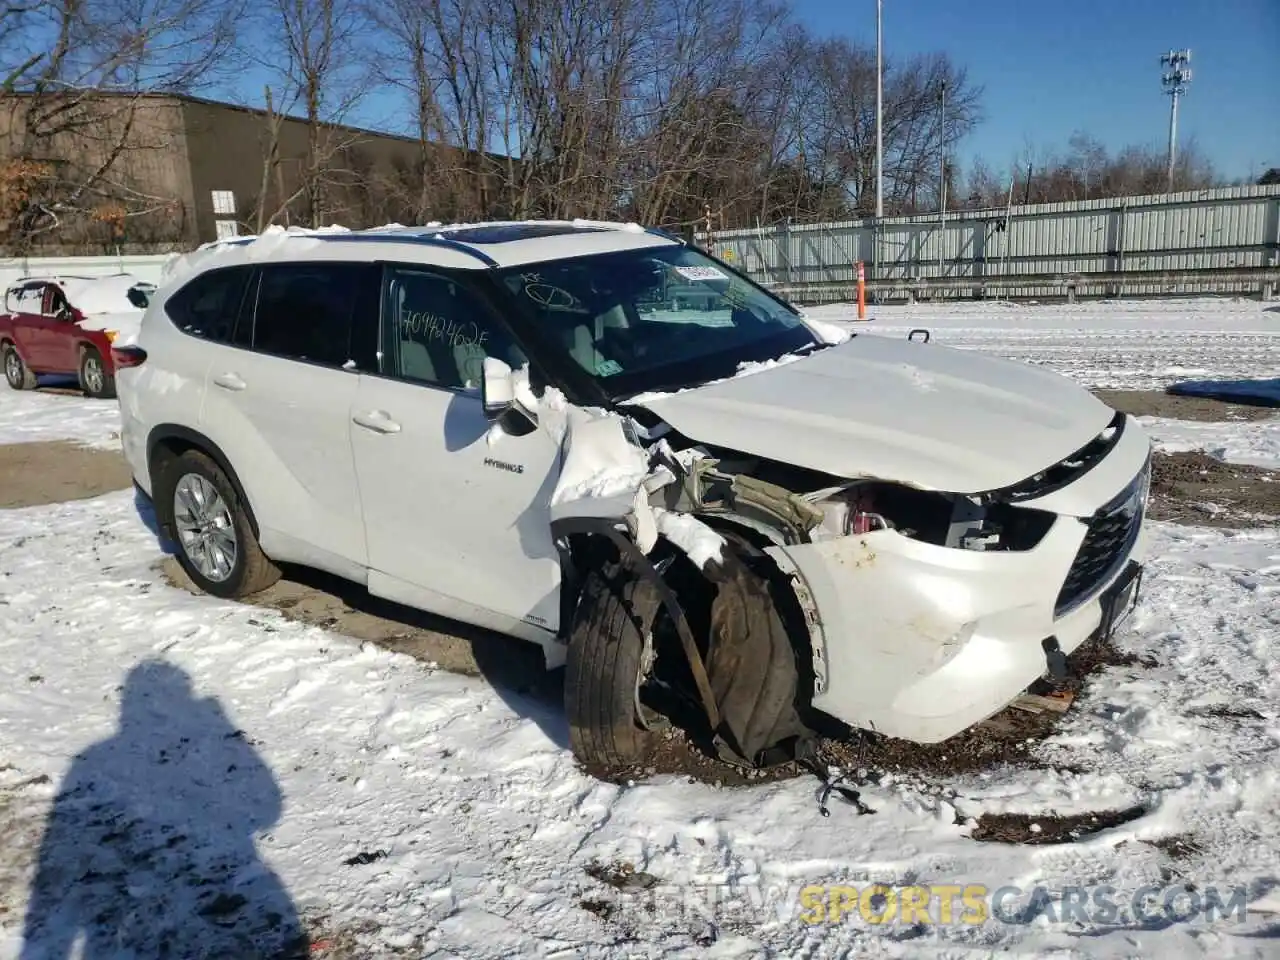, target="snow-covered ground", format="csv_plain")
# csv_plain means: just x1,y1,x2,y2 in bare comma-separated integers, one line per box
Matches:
1,492,1278,958
1135,415,1280,469
806,297,1280,469
811,297,1279,391
1,296,1278,957
0,379,120,449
